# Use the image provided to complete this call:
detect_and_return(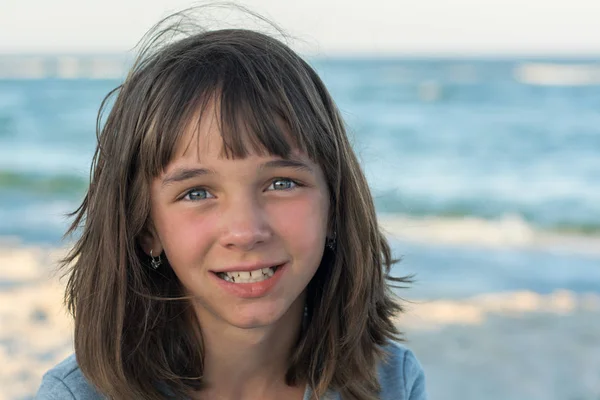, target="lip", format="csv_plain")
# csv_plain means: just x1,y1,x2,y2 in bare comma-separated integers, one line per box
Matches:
211,261,287,274
210,262,287,298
